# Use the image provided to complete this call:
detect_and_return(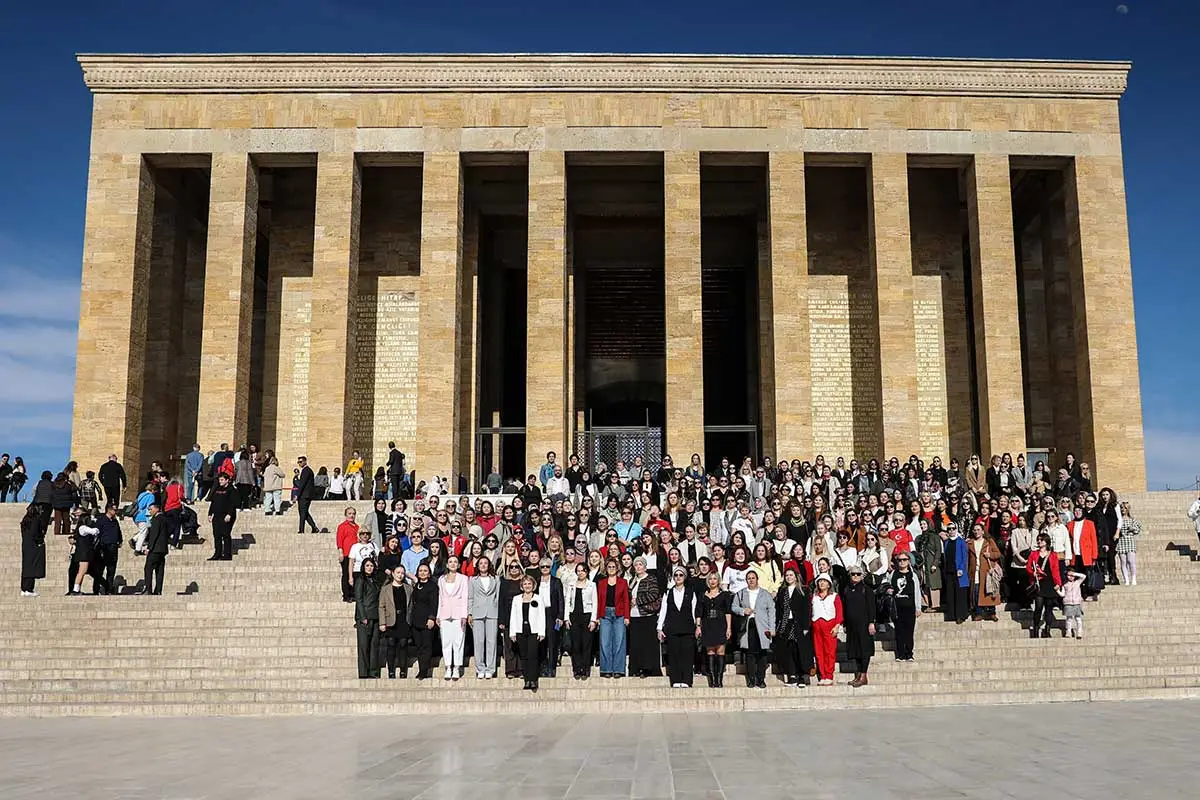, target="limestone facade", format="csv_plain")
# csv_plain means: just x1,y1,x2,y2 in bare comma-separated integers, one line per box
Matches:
70,54,1147,490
